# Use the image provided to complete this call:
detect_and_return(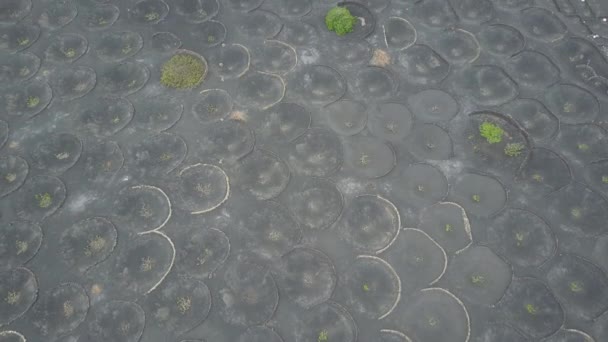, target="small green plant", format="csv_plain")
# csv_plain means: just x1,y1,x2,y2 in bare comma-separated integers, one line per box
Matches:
63,301,74,318
26,96,39,108
159,152,173,161
472,194,481,203
358,153,370,166
140,256,155,272
471,275,485,285
504,143,524,157
325,6,356,36
578,143,590,151
145,12,160,21
176,296,192,314
5,173,16,182
569,281,583,293
122,44,132,55
16,240,28,255
196,248,212,266
479,122,504,144
532,174,543,182
97,16,108,26
571,207,582,219
318,329,329,342
207,104,218,114
17,37,29,46
139,202,153,218
515,232,524,247
195,9,208,18
119,321,131,334
525,303,538,315
602,176,608,184
160,53,206,89
362,283,370,292
35,193,52,208
268,230,281,241
5,291,20,305
445,223,452,232
385,122,397,133
64,48,76,58
84,235,107,257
